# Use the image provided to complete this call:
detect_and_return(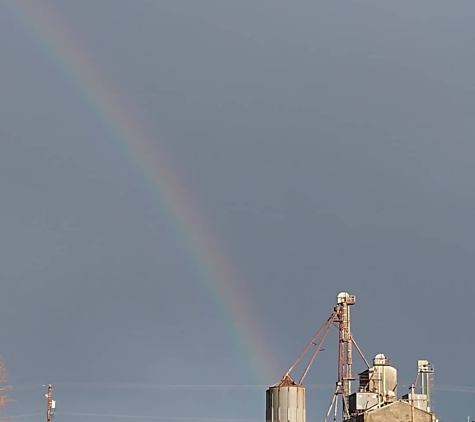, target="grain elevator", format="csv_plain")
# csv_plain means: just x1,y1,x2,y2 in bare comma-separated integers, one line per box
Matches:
265,292,439,422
